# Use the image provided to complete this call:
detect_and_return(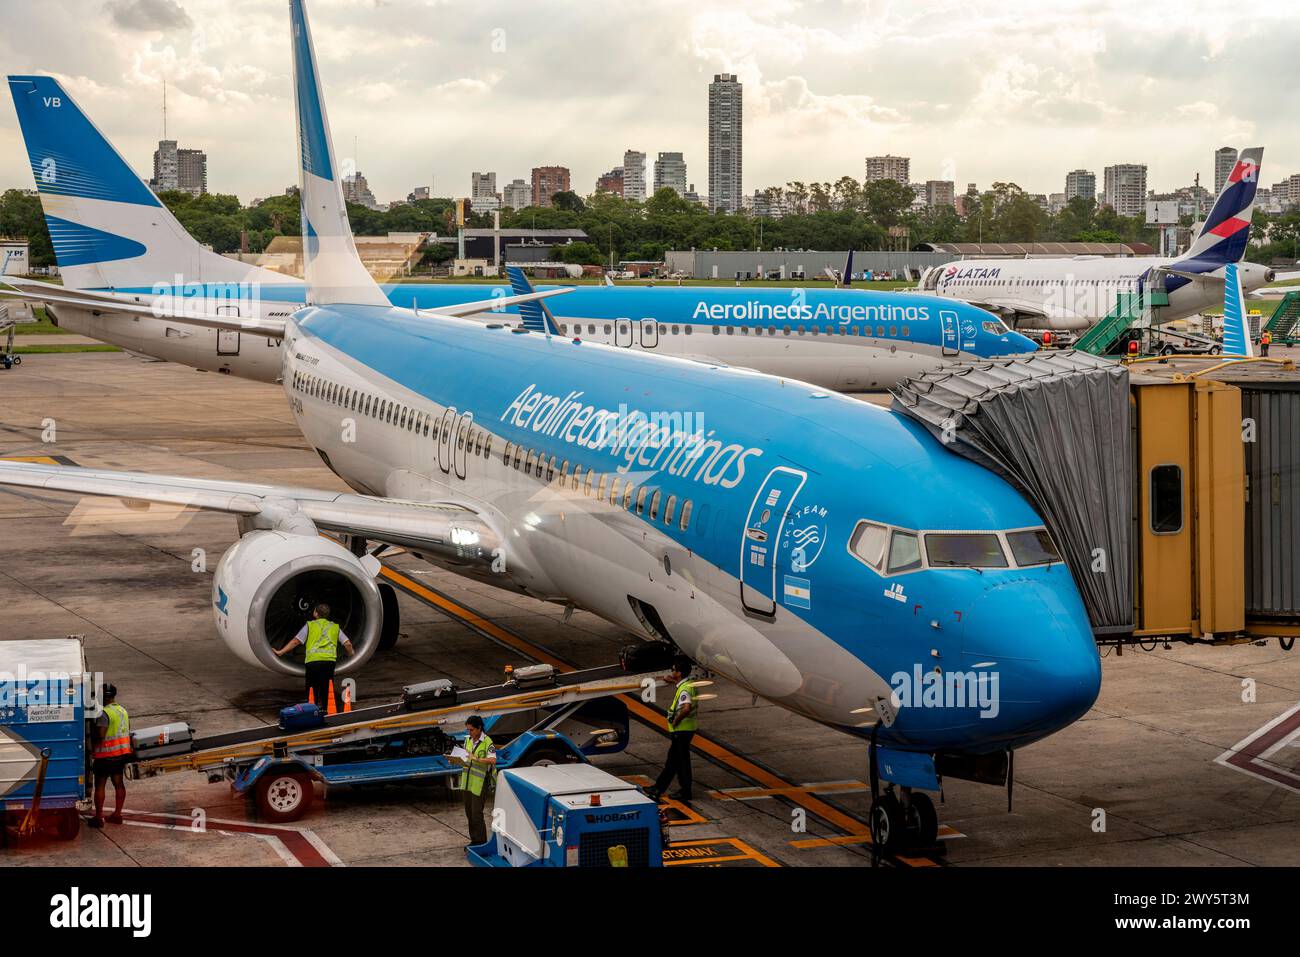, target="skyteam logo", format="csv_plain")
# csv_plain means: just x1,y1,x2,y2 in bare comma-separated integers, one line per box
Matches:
783,503,828,571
